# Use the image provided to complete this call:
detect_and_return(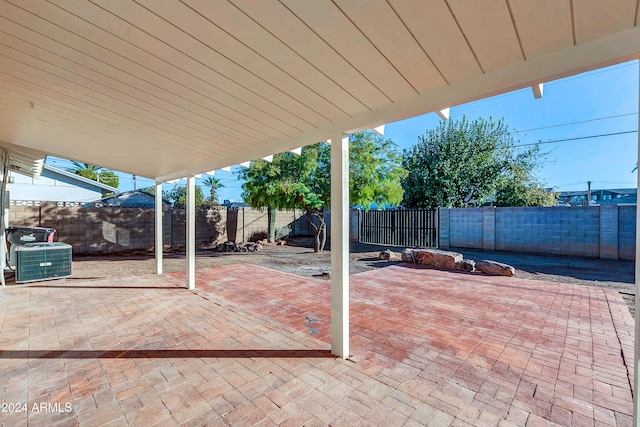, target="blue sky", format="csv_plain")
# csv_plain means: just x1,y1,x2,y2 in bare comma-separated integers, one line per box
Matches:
47,60,639,201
